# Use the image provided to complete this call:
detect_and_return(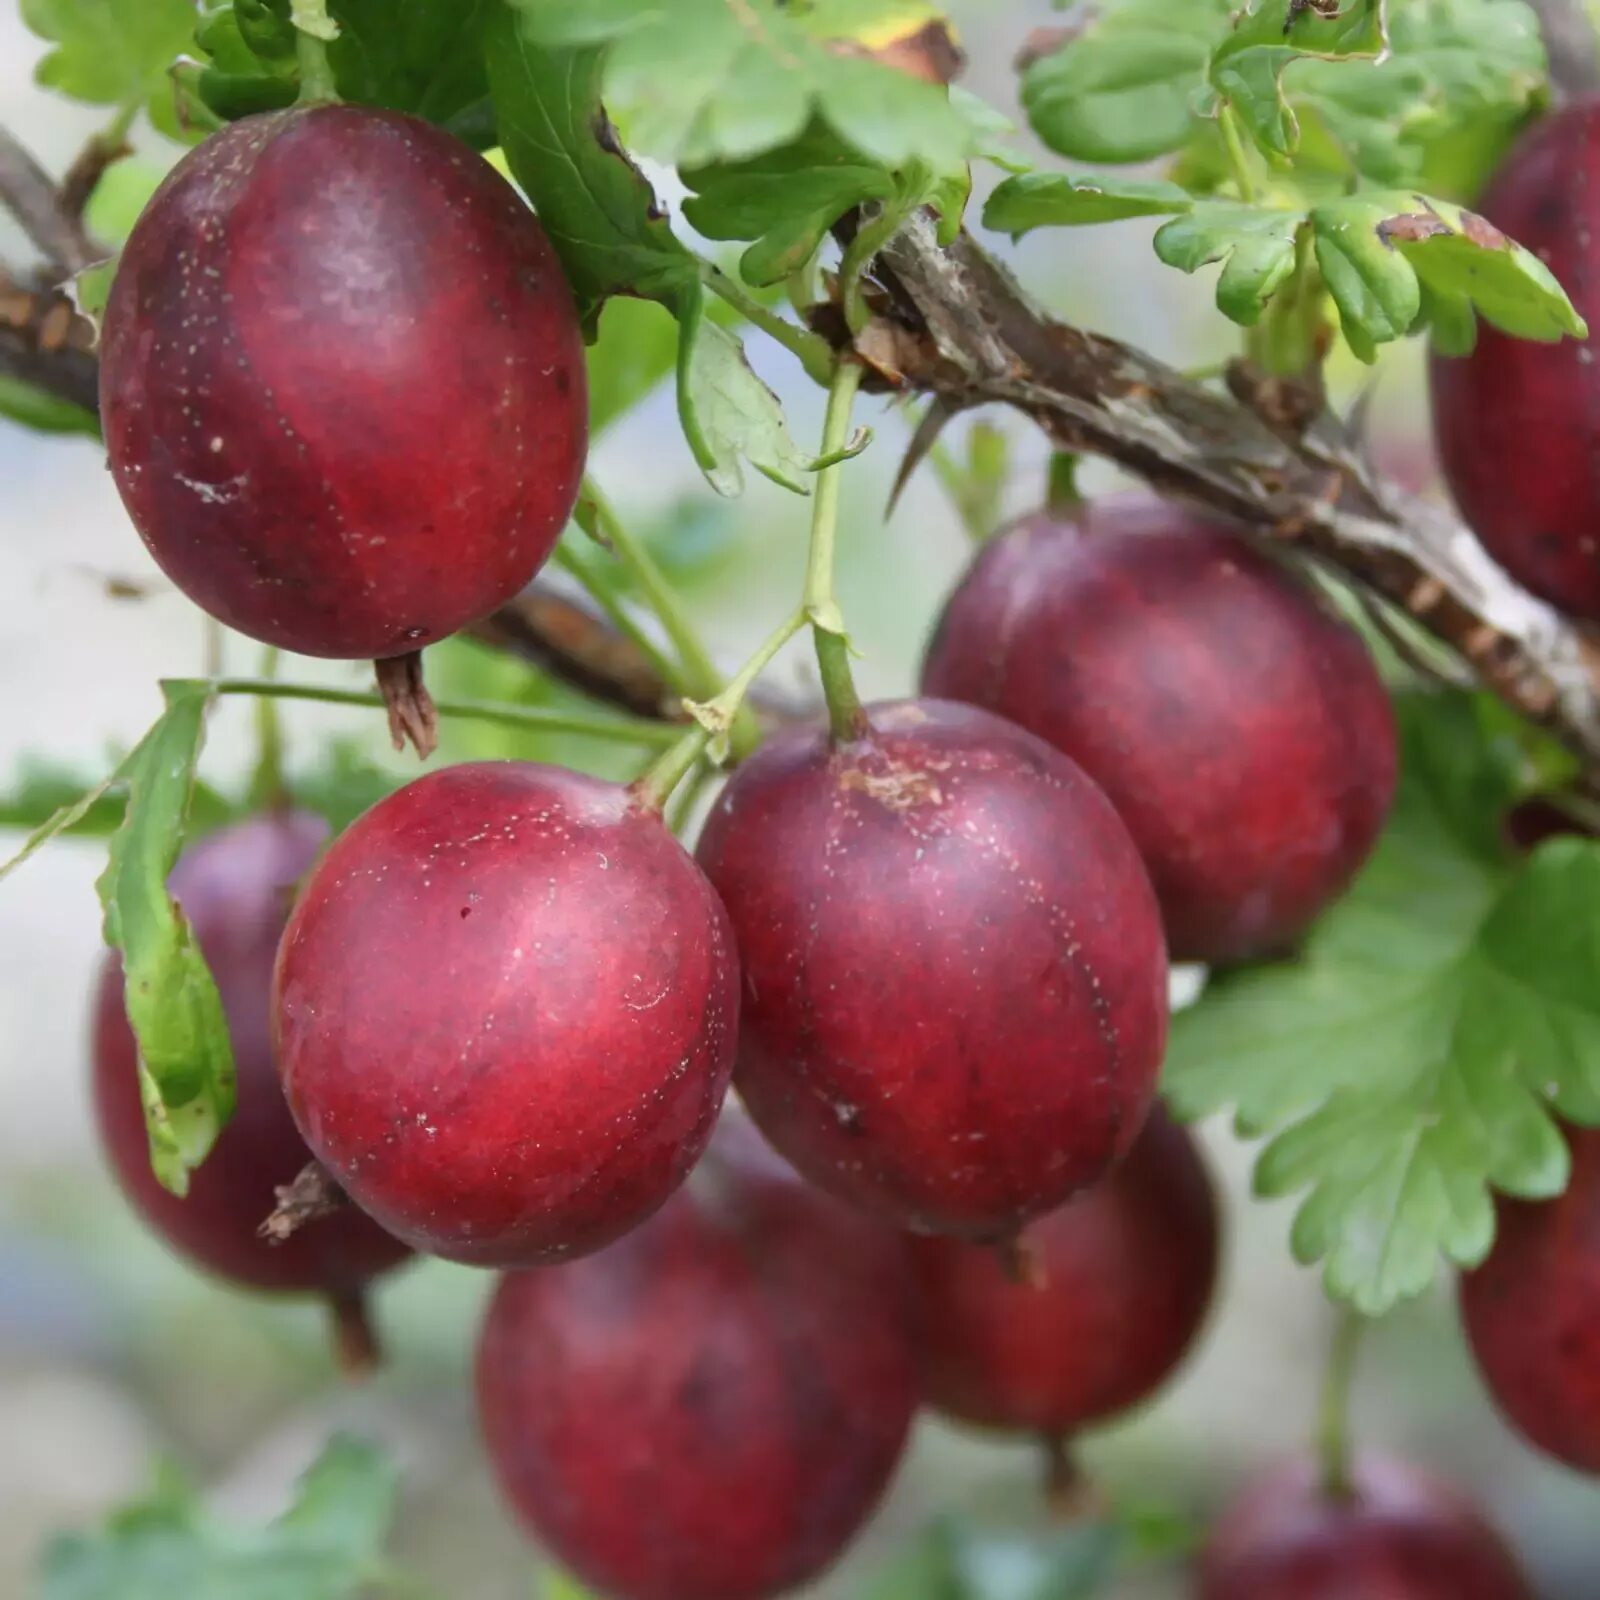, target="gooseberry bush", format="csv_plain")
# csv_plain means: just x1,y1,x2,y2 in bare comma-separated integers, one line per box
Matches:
6,0,1600,1596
